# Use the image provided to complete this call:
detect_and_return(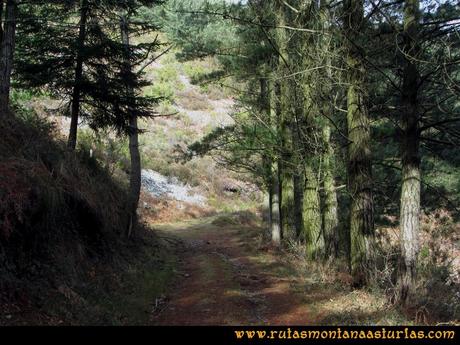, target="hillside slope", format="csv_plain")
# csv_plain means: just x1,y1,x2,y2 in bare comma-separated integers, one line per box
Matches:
0,112,177,325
